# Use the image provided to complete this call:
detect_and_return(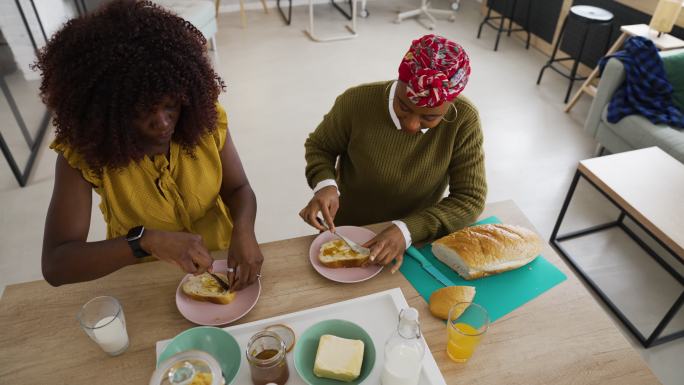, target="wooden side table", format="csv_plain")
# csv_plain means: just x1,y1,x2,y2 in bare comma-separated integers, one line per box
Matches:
550,147,684,347
564,23,684,113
